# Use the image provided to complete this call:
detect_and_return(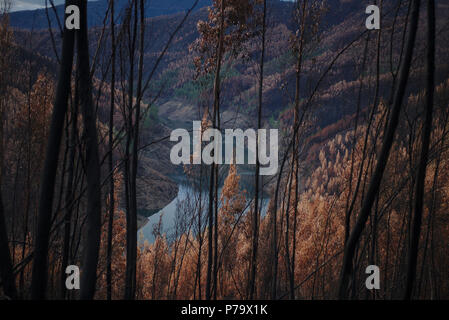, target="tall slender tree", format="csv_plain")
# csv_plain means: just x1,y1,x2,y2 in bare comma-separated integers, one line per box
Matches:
31,0,76,299
338,0,421,299
125,0,145,300
0,1,17,300
404,0,435,300
249,0,266,300
76,0,102,300
206,0,224,299
106,0,116,301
